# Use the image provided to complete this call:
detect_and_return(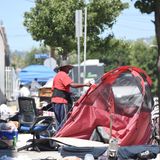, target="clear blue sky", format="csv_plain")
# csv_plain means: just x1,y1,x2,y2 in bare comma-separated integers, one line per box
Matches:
0,0,155,52
112,0,155,40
